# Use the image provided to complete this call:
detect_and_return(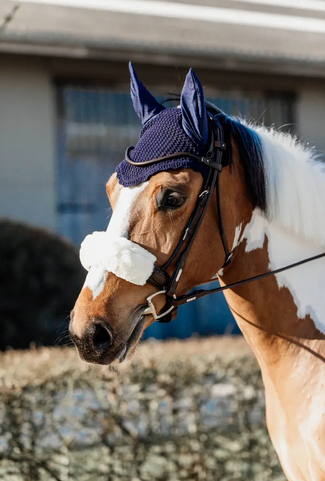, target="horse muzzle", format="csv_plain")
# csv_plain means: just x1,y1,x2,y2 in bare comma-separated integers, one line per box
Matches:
69,307,147,365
